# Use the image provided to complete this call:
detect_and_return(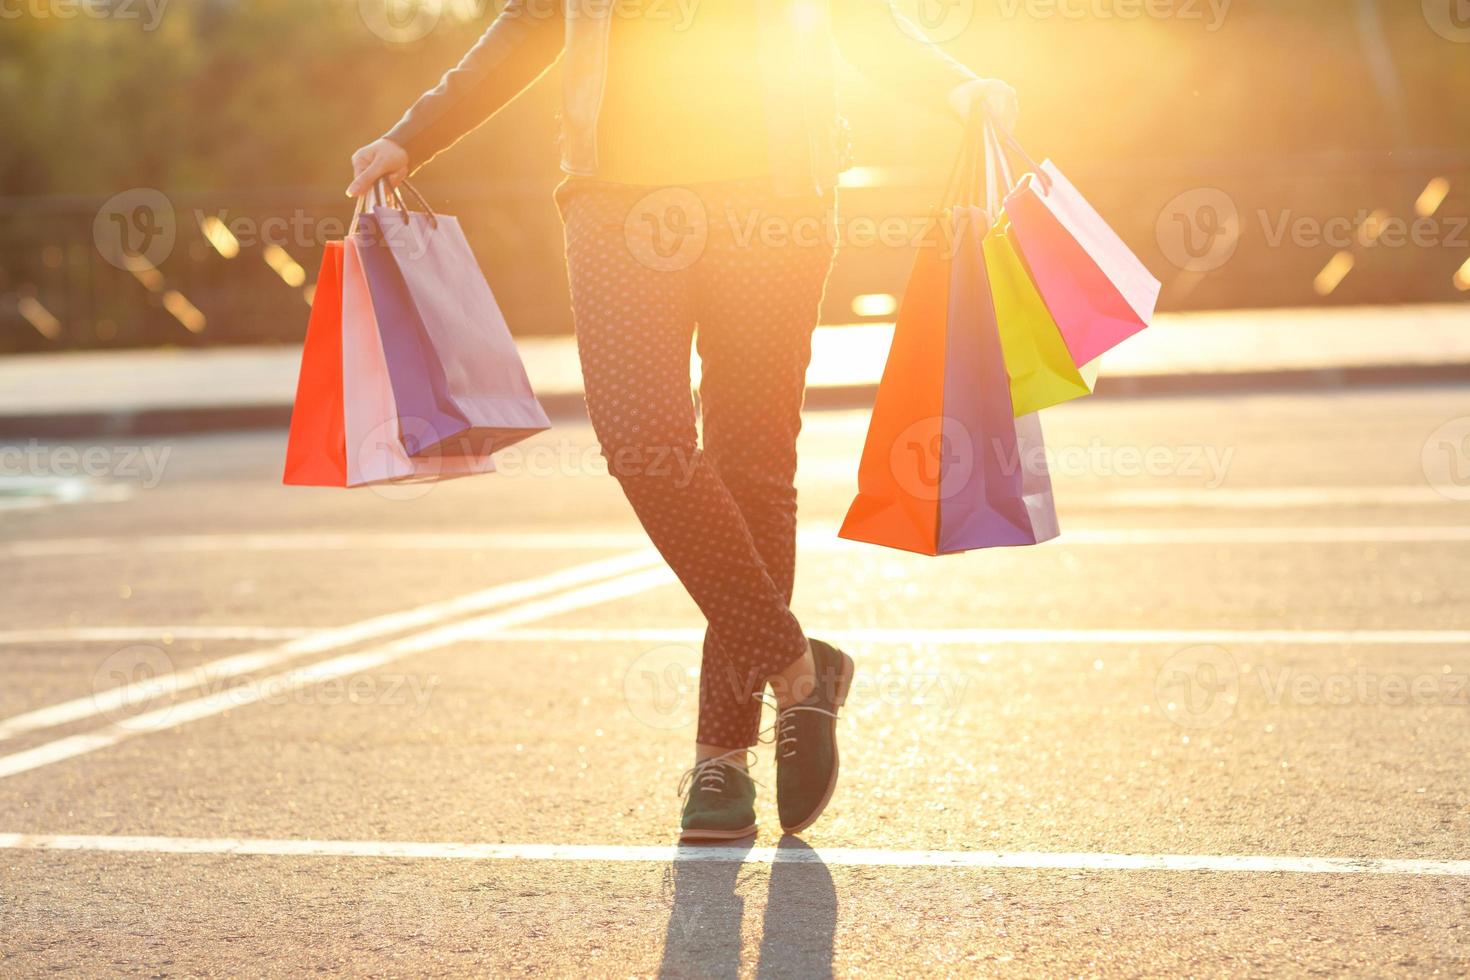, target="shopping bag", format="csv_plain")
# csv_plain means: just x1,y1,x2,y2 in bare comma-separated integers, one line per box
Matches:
985,215,1099,416
996,126,1161,366
979,121,1097,416
282,242,349,487
355,184,550,458
340,234,497,486
838,203,1059,554
283,187,504,487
